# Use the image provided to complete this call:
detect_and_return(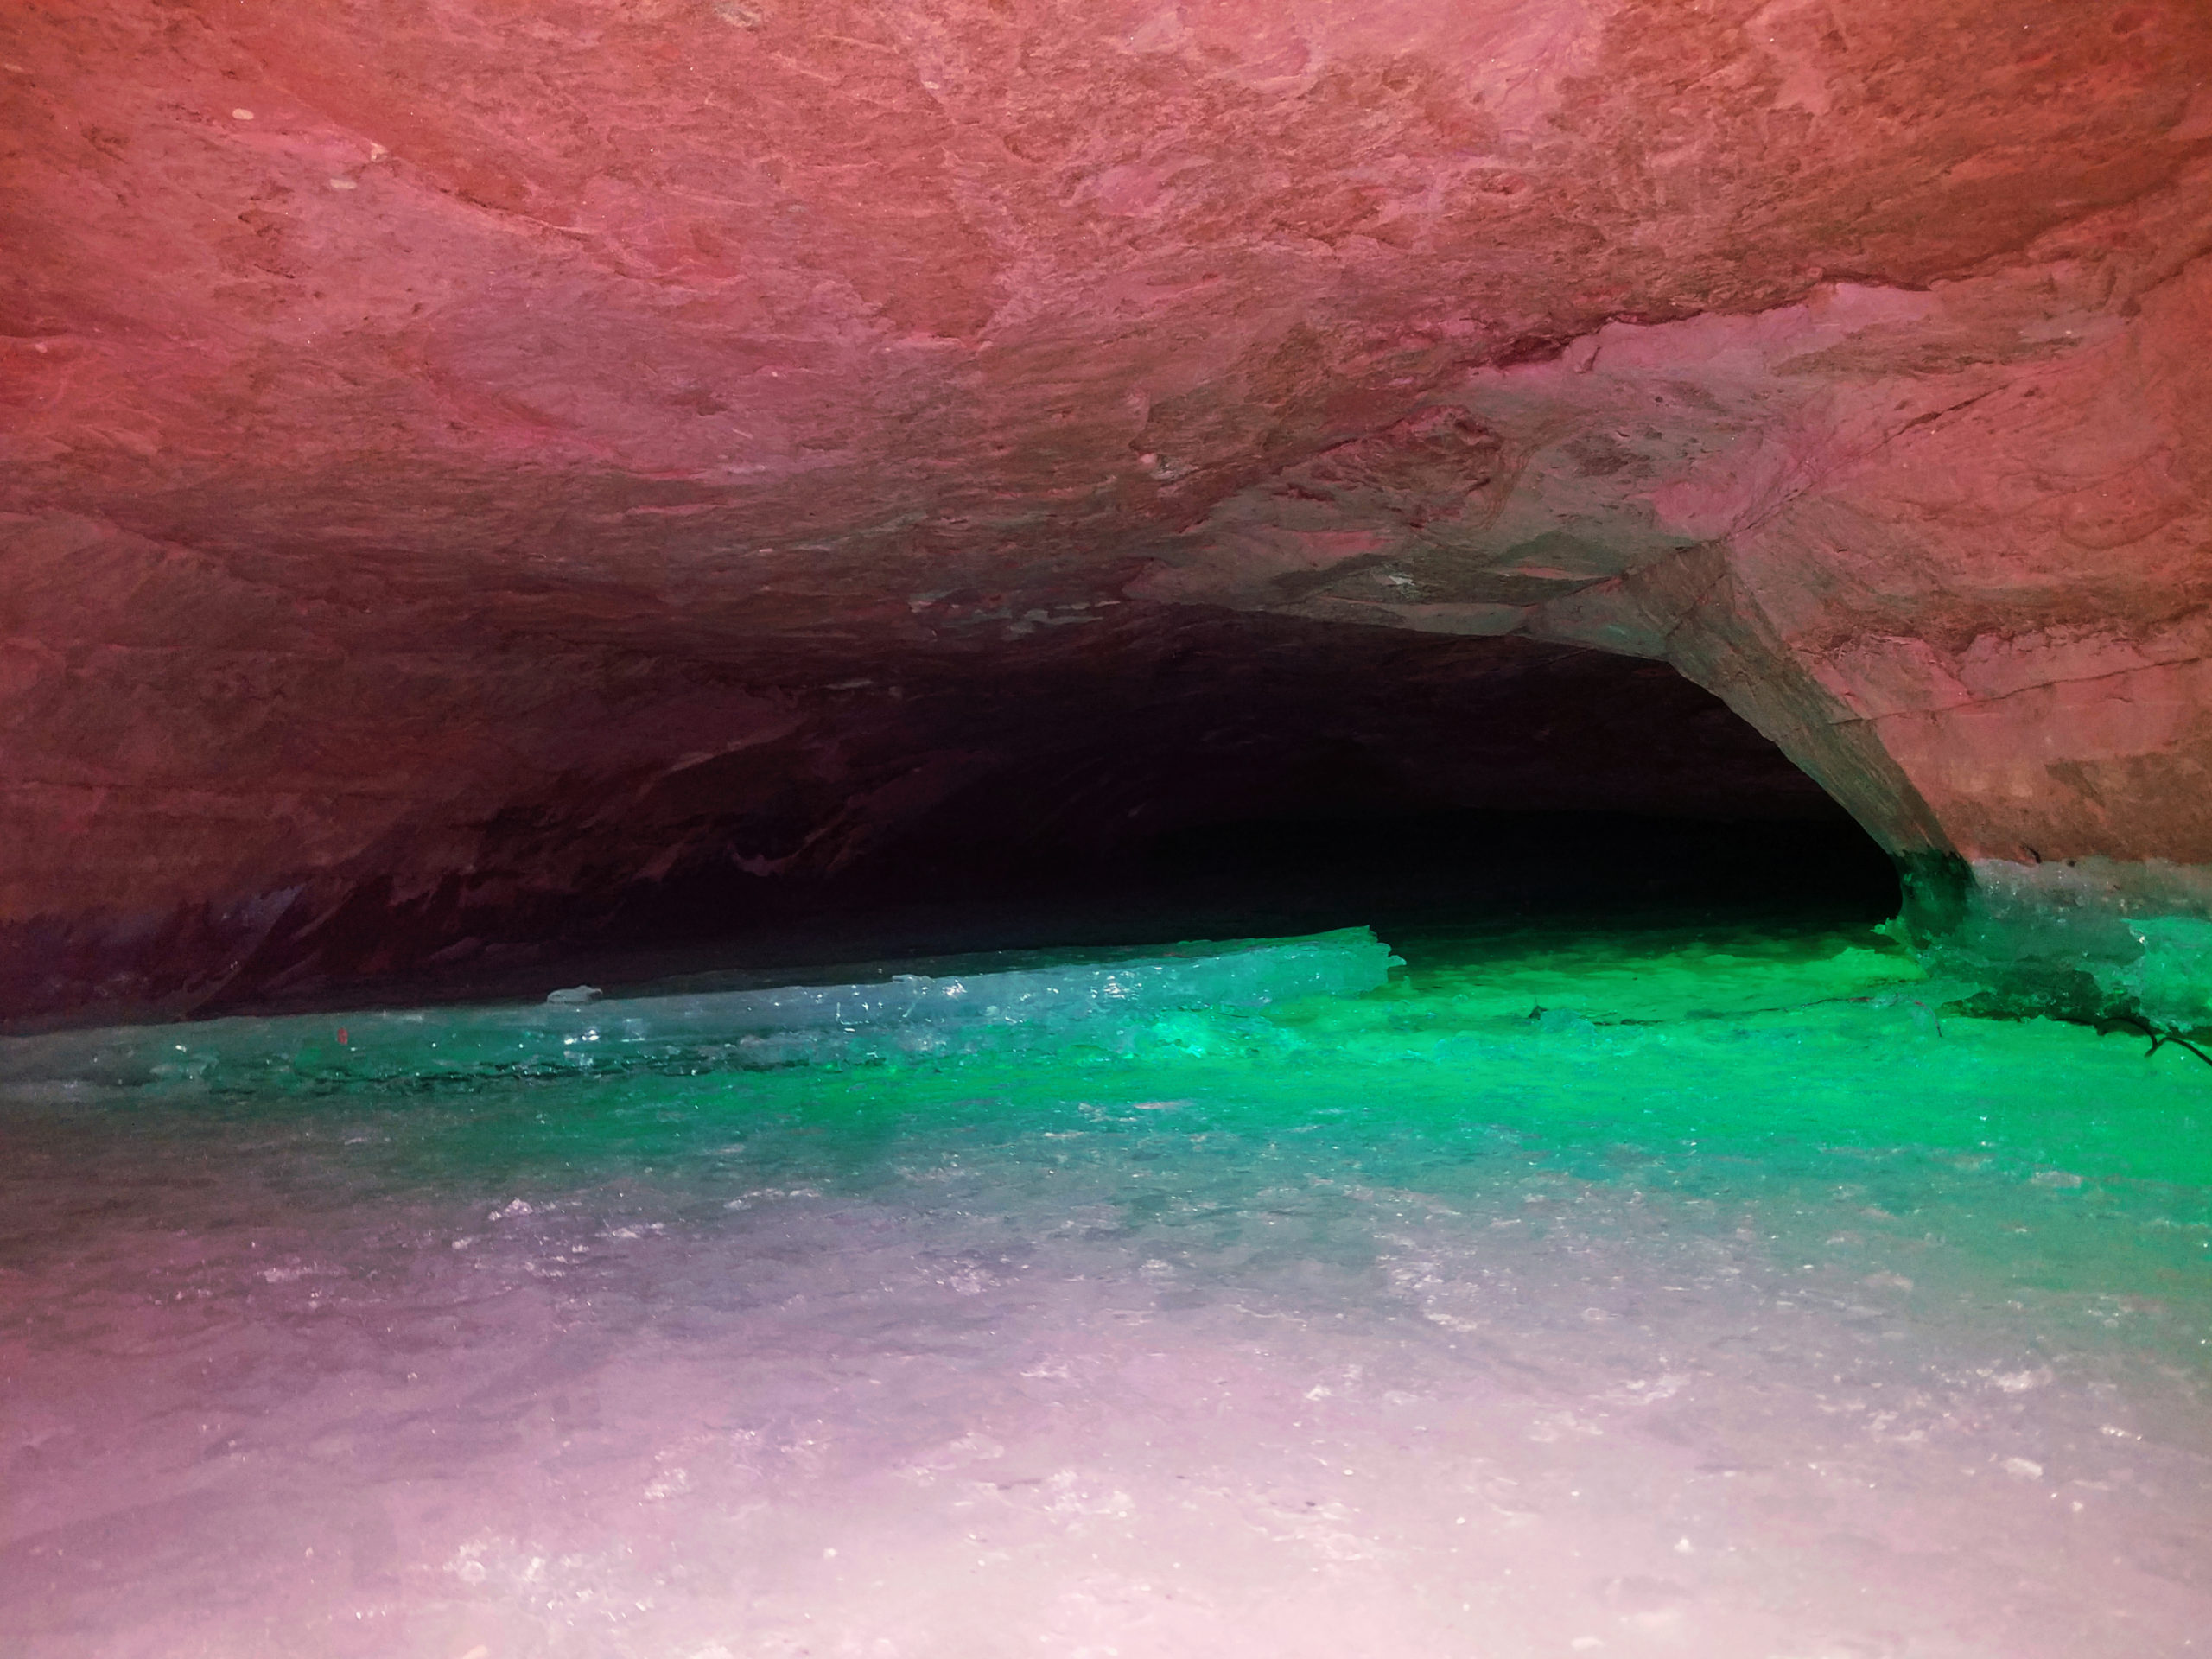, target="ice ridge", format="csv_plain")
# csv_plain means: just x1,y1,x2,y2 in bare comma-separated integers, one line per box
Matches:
0,926,1402,1091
